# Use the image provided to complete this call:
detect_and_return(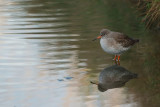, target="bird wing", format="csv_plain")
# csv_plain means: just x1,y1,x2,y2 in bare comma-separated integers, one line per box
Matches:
112,32,136,47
